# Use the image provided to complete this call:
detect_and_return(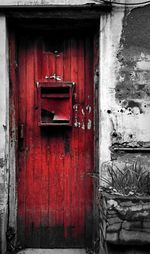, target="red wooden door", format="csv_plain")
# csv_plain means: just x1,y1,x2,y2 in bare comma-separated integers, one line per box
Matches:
16,29,94,248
